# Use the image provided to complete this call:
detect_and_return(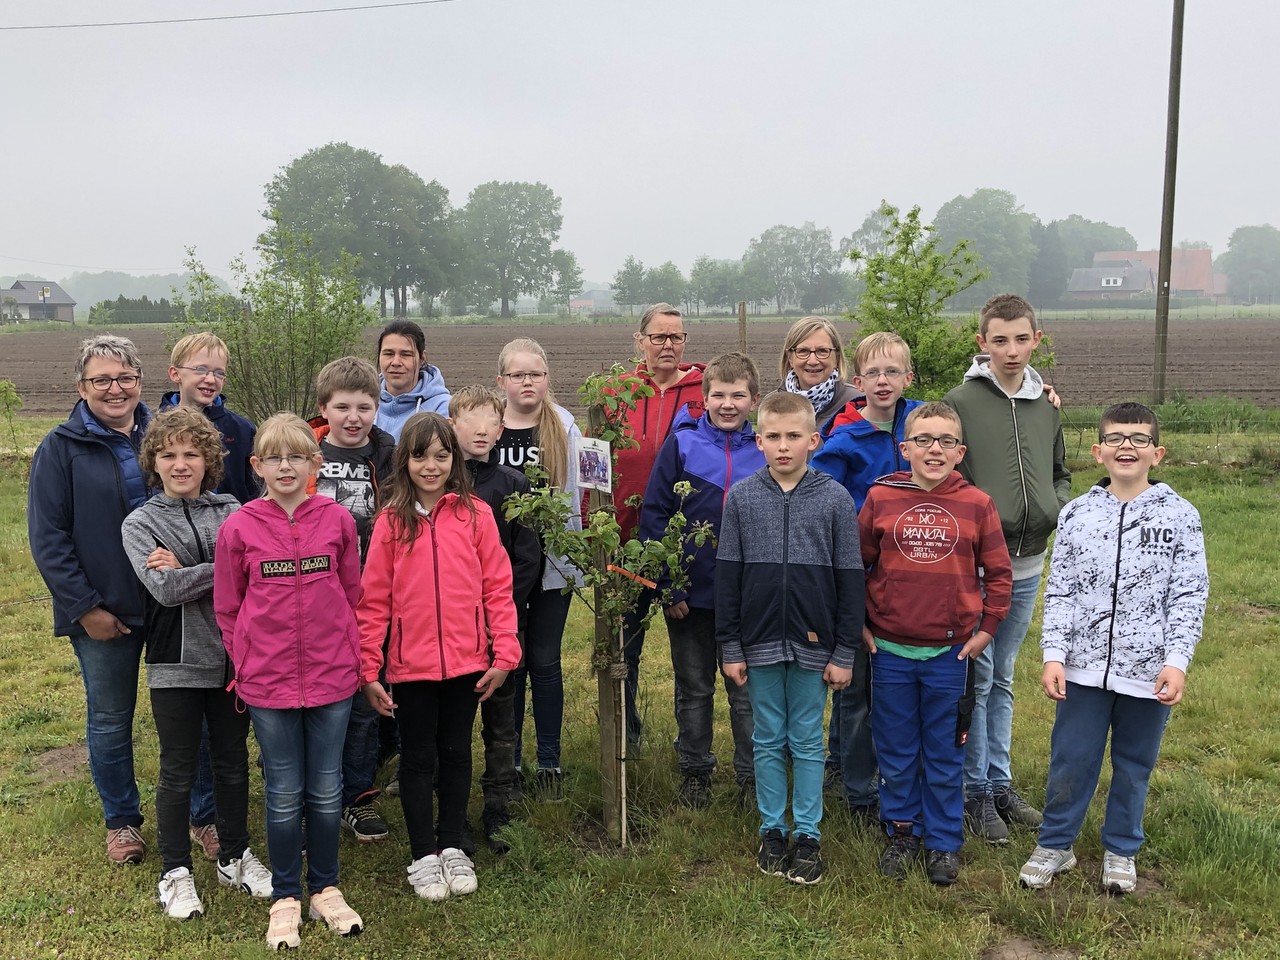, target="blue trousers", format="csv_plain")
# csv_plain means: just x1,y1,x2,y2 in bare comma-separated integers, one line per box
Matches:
871,646,968,853
514,588,572,770
748,662,826,840
964,573,1040,798
249,699,351,901
1038,682,1171,858
835,644,877,805
341,690,381,806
